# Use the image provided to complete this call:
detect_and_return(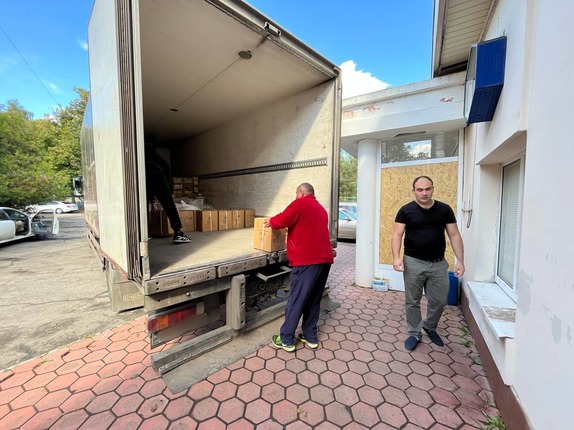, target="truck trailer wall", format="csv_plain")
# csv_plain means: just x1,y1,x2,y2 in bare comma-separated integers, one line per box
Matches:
87,0,130,272
175,81,338,217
